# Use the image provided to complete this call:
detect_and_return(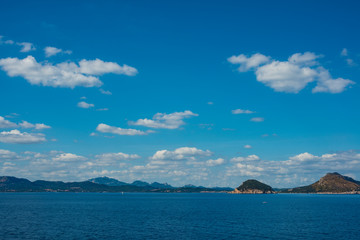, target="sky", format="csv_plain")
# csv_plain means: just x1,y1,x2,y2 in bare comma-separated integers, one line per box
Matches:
0,0,360,188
